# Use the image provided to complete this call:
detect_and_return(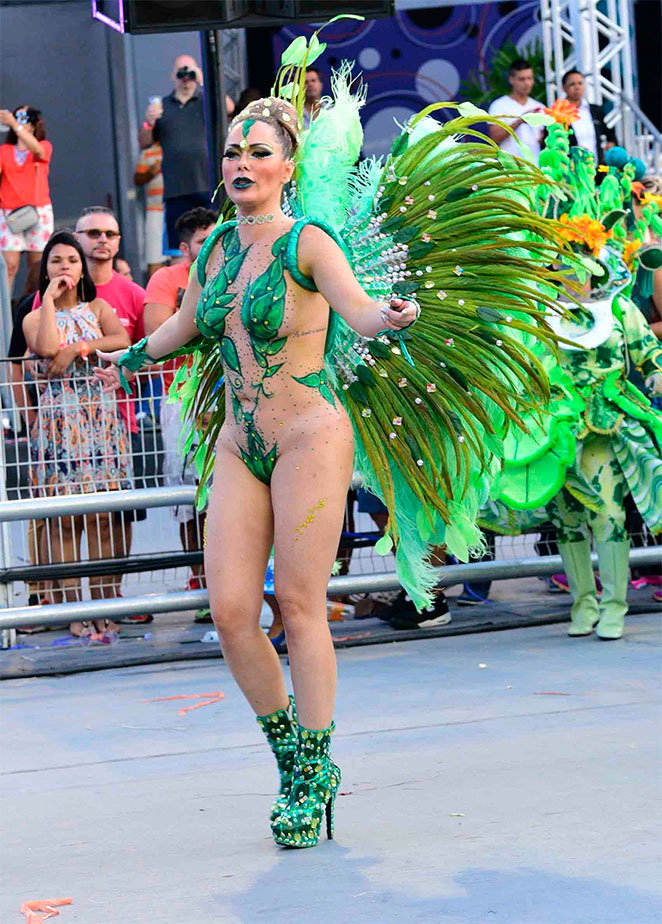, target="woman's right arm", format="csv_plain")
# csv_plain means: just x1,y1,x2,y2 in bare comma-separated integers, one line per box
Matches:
23,277,73,357
97,271,202,367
